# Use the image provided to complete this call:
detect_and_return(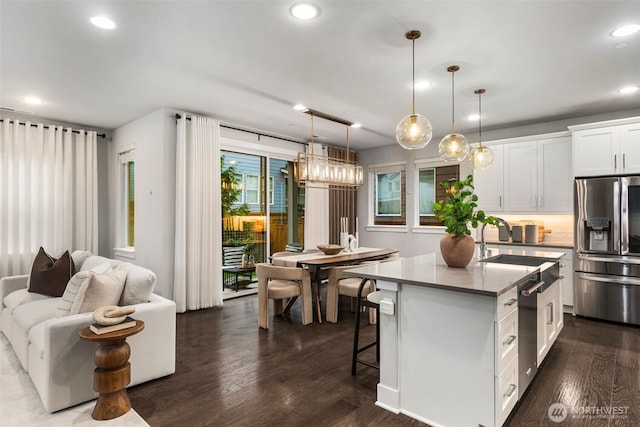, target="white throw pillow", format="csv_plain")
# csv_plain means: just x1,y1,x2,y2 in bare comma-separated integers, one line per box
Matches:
70,268,127,315
57,262,114,317
117,262,156,305
70,250,93,273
